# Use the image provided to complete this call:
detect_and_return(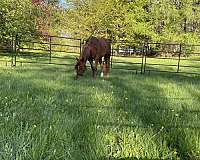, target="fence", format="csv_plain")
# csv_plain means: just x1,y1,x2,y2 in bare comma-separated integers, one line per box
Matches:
111,42,200,75
0,32,199,75
0,32,82,67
